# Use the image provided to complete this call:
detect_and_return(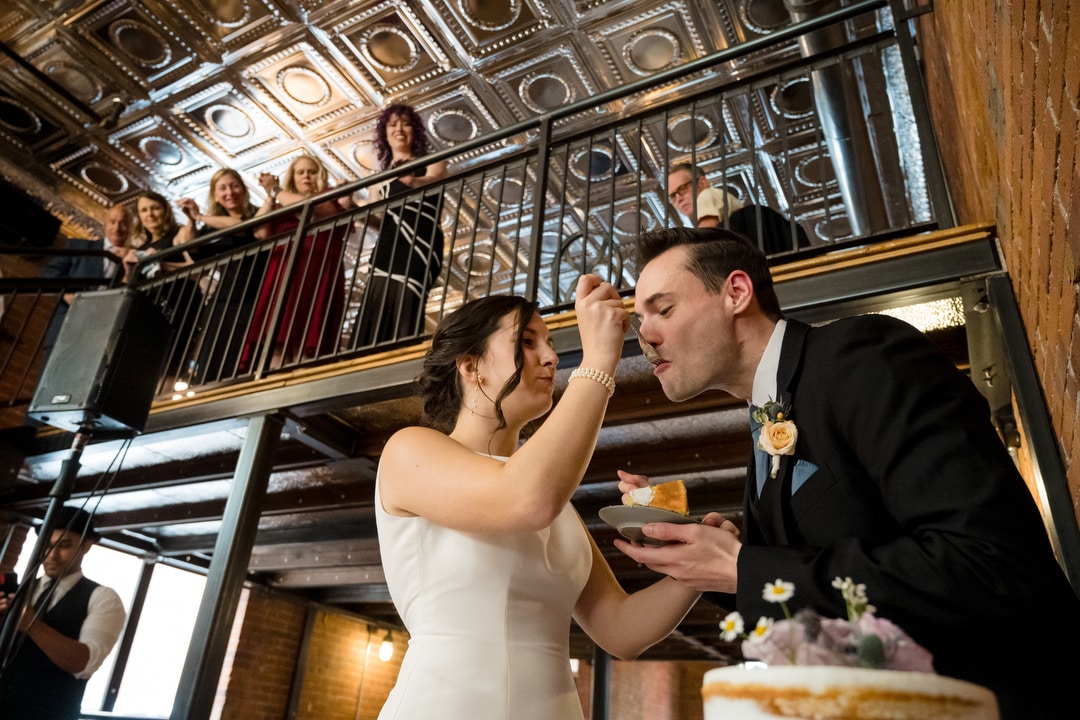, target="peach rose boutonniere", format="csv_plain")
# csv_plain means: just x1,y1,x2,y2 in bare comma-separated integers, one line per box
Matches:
752,399,797,479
